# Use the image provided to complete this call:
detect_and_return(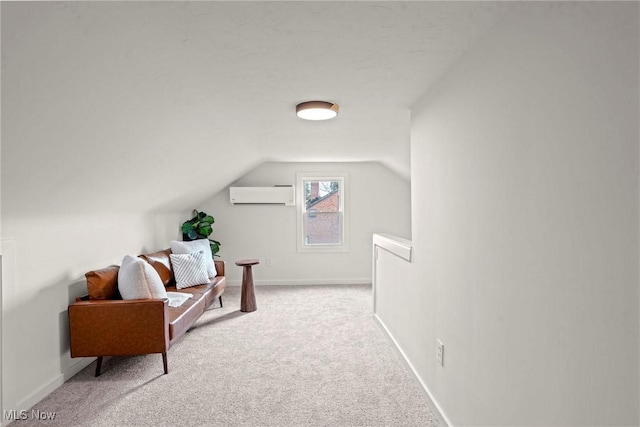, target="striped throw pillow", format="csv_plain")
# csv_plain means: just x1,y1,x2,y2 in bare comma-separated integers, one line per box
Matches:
170,239,217,279
170,251,210,289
